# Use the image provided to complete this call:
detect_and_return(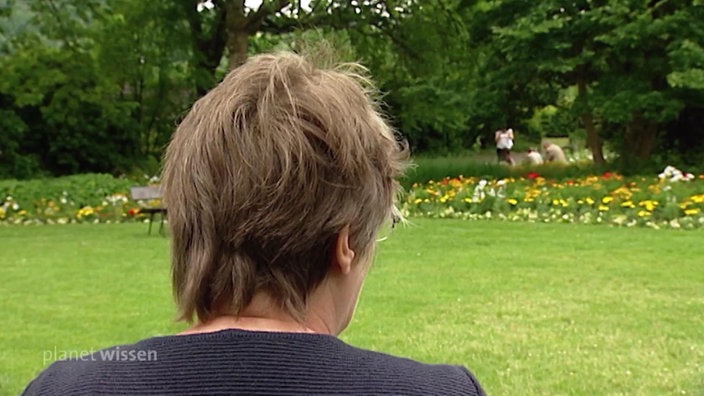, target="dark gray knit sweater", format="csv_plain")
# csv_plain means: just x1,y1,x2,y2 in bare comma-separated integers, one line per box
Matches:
23,329,485,395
